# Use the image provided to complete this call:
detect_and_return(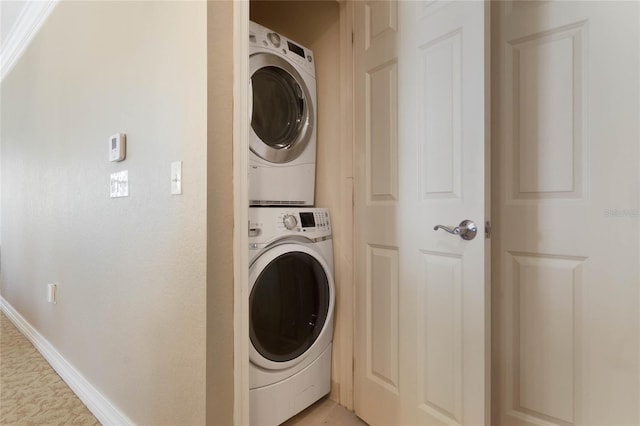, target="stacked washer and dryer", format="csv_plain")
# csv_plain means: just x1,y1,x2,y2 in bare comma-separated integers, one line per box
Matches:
248,21,335,426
